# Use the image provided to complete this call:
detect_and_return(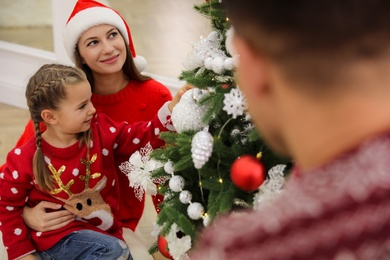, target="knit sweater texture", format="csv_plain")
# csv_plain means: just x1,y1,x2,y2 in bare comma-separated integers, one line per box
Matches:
0,103,173,260
0,79,172,231
191,134,390,260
